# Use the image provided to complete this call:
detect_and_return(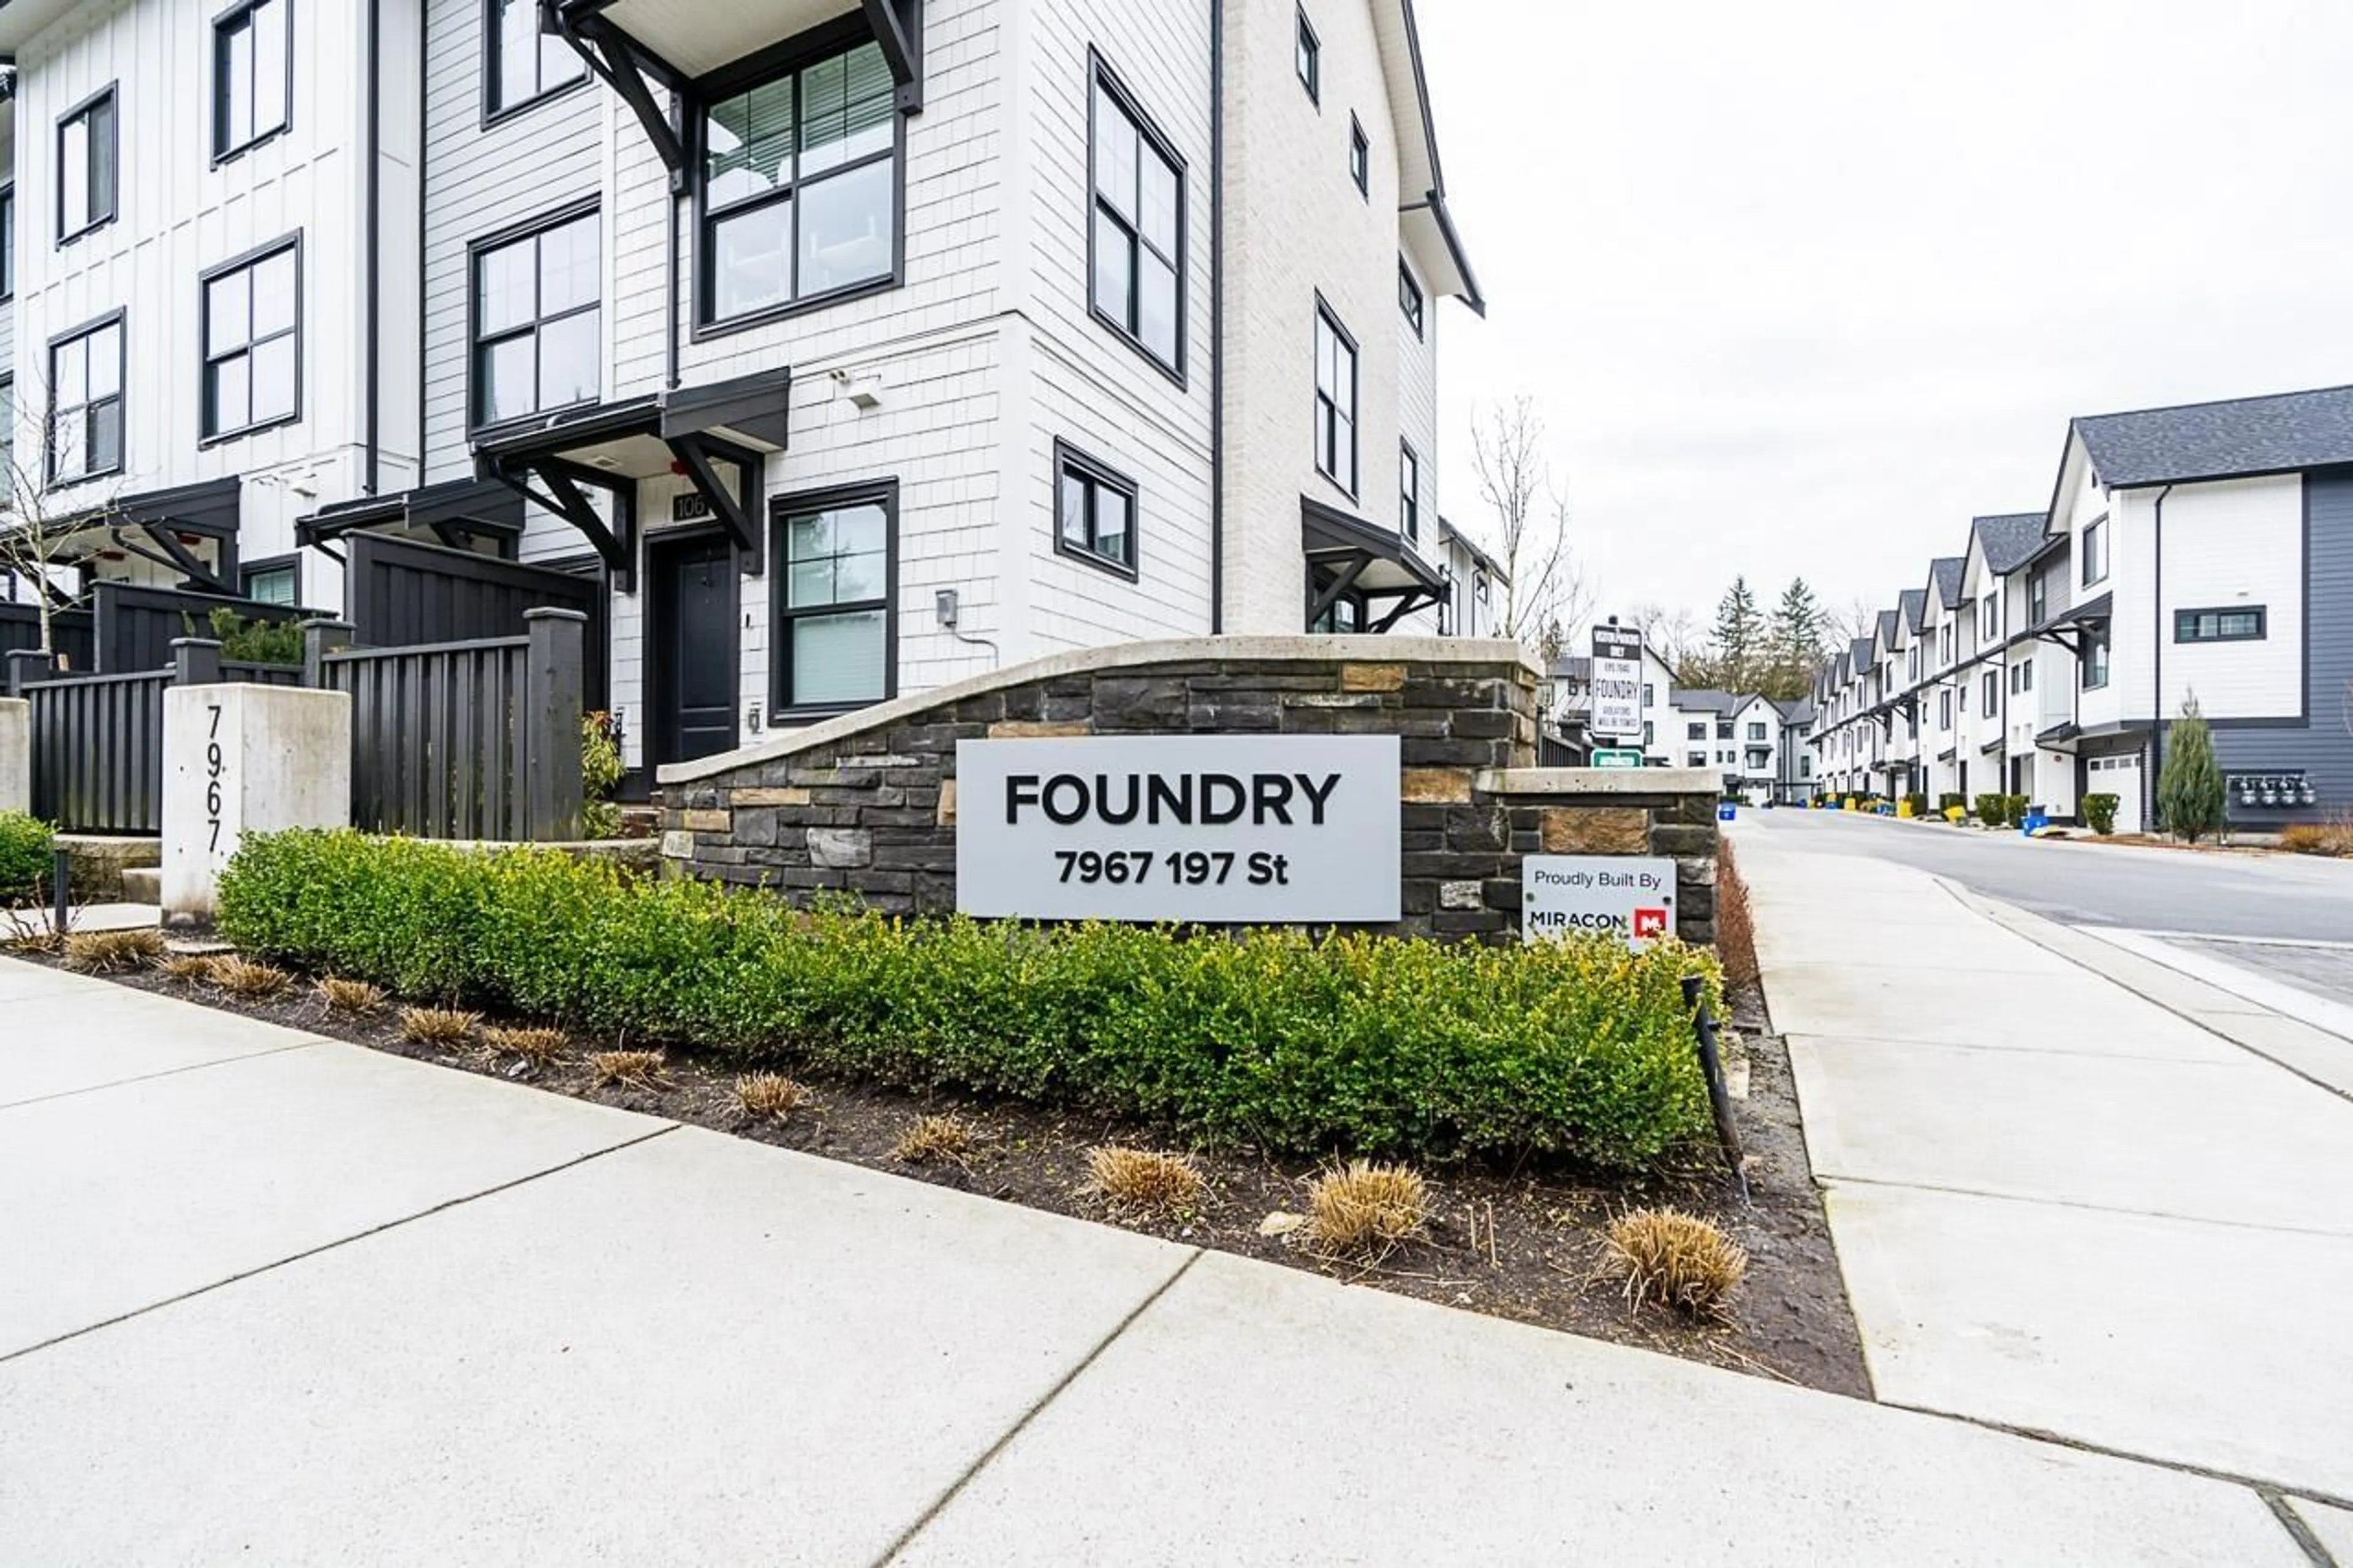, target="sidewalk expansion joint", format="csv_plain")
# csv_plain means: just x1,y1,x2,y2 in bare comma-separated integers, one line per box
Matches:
1880,1398,2353,1538
2265,1491,2341,1567
0,1123,680,1367
1819,1171,2353,1243
873,1246,1205,1567
0,1040,325,1115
